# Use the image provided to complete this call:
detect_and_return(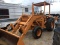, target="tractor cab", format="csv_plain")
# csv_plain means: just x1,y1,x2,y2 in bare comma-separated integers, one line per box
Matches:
32,1,50,15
